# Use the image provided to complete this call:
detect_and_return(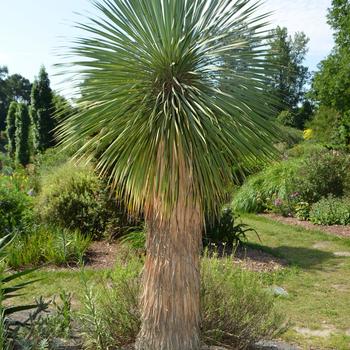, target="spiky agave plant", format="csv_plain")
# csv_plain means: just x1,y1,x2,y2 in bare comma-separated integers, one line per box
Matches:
58,0,279,349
